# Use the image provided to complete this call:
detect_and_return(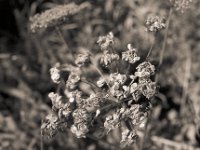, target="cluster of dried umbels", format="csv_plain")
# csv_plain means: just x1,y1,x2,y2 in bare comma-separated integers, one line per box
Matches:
42,31,157,147
29,0,193,148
